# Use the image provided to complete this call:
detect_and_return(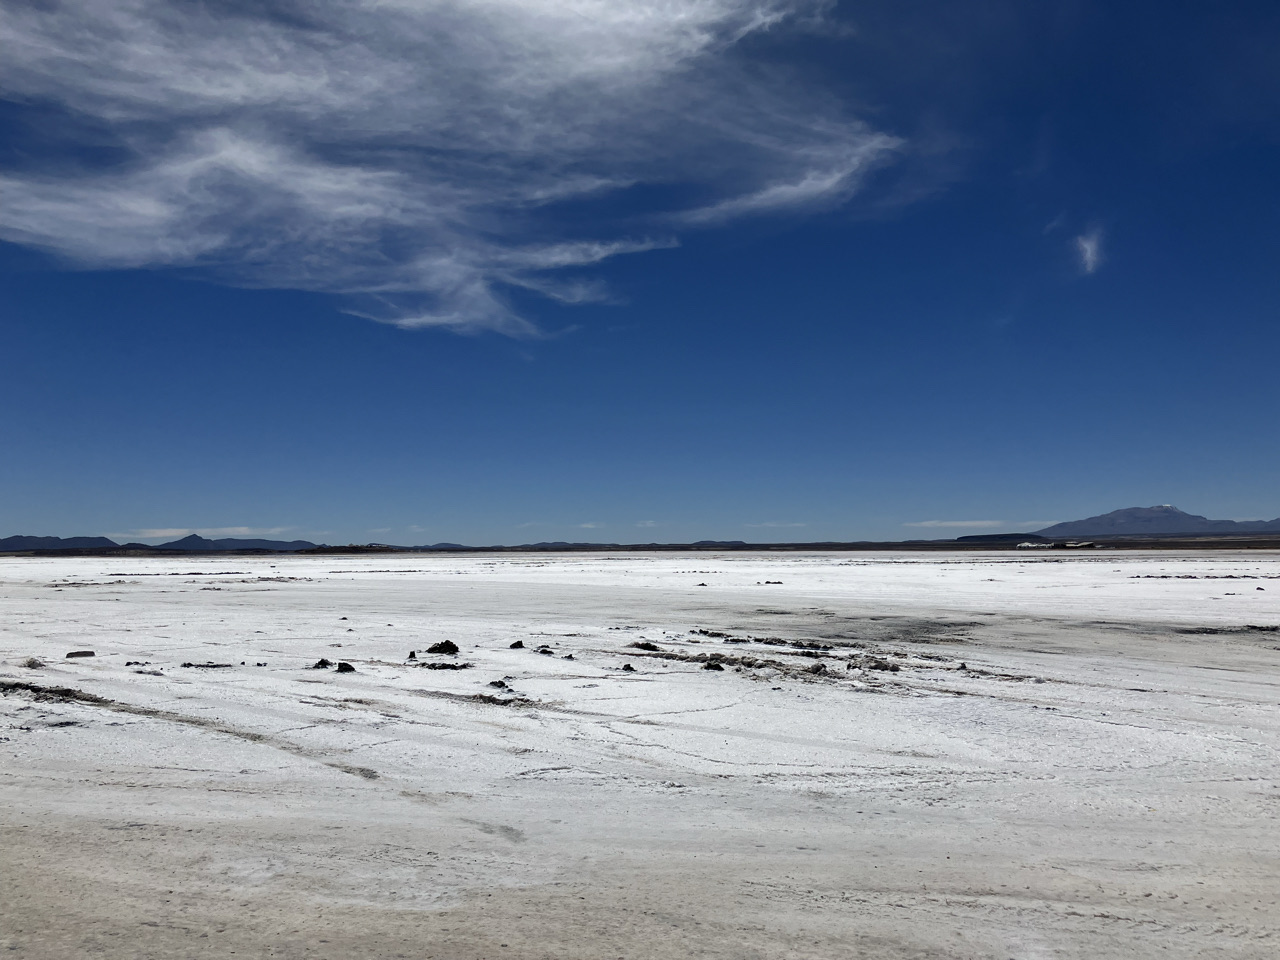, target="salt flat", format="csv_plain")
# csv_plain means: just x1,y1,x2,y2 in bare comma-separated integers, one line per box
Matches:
2,551,1278,959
